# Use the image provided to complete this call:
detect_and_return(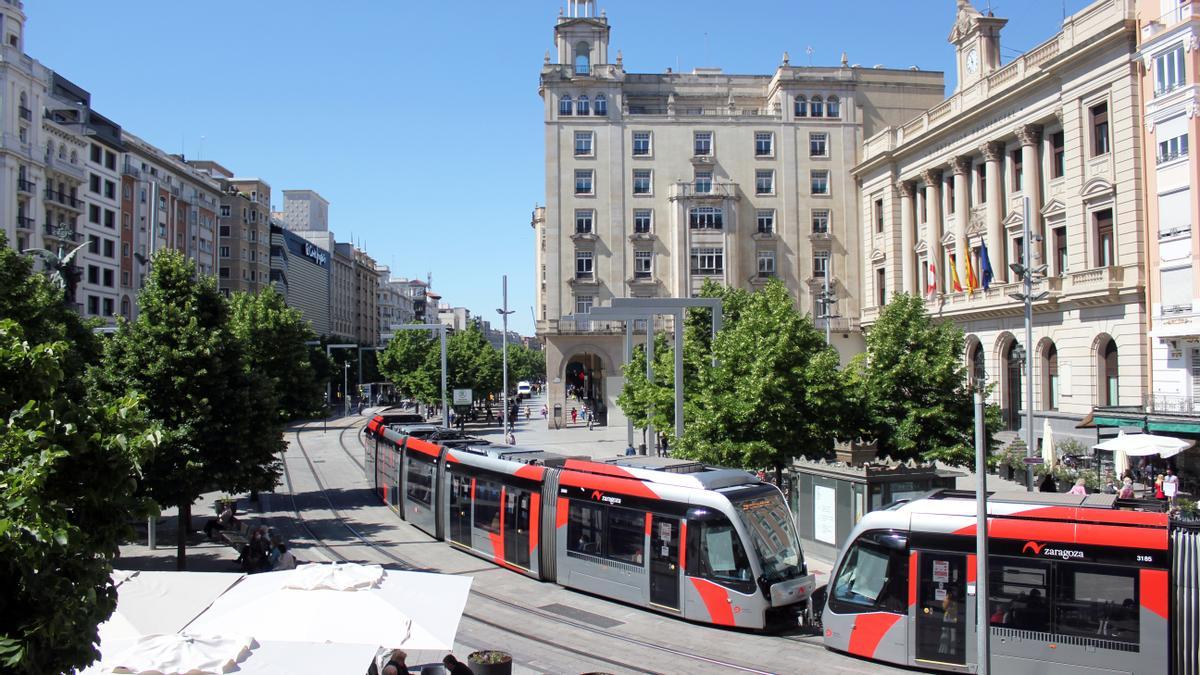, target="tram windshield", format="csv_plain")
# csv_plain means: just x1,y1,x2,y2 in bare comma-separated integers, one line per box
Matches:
730,486,804,582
